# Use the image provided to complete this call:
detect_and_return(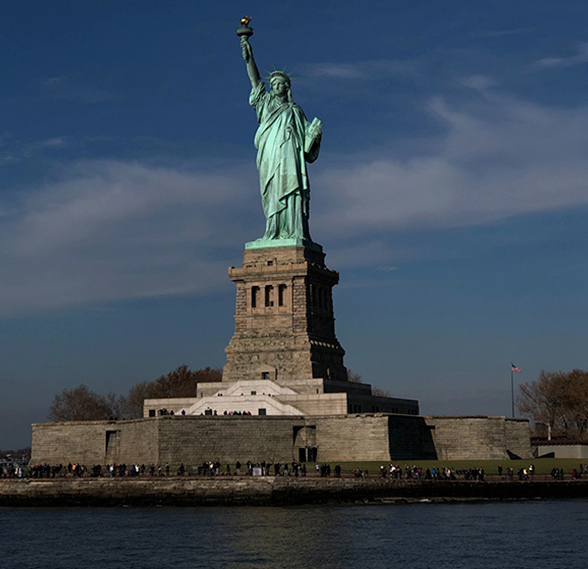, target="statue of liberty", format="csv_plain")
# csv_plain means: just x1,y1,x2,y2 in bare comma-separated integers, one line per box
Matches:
238,18,322,249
